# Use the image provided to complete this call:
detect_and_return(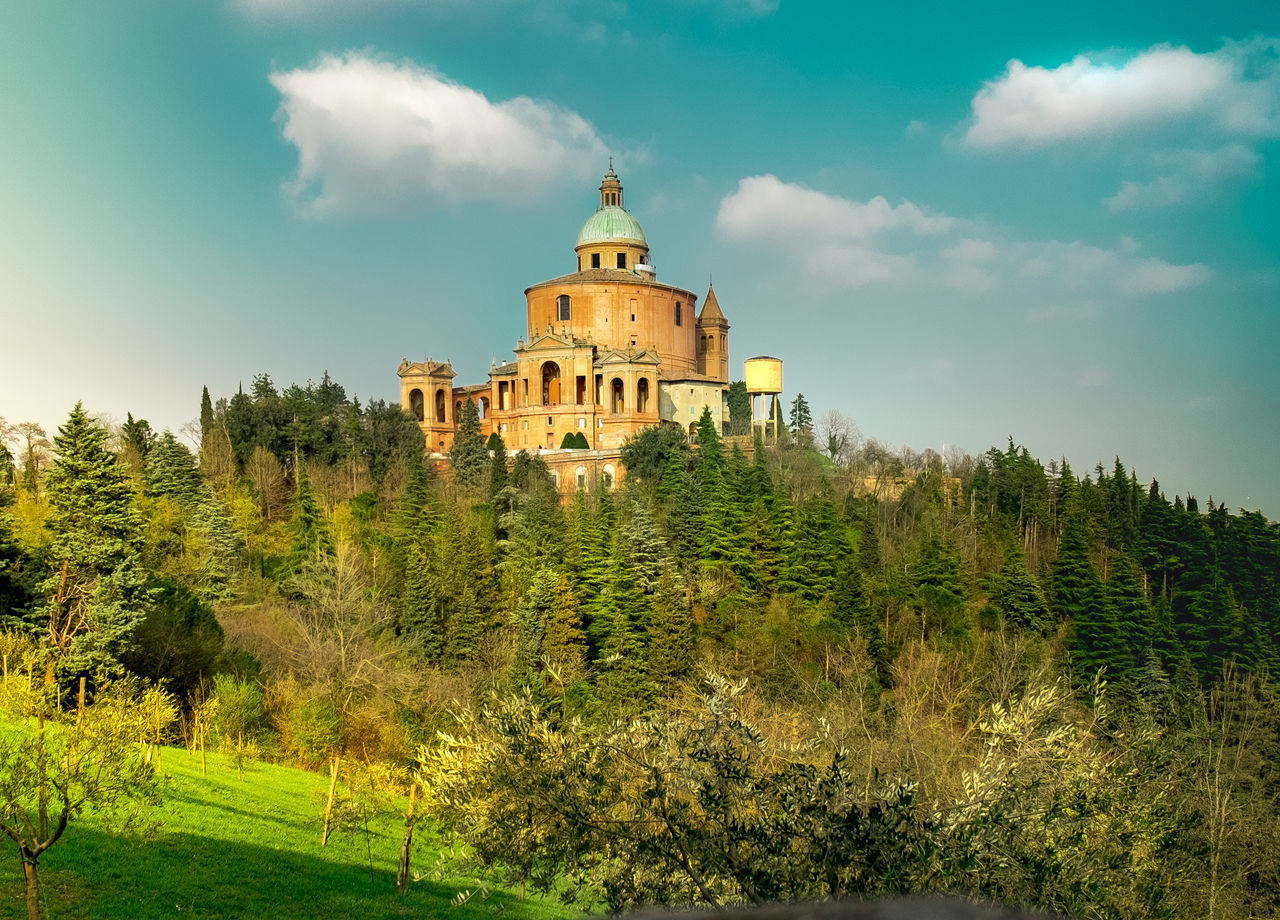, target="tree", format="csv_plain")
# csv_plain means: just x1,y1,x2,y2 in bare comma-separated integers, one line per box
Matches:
488,436,509,500
449,399,489,495
620,425,691,486
789,393,813,446
42,404,149,676
0,683,158,920
14,424,51,499
726,381,751,437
